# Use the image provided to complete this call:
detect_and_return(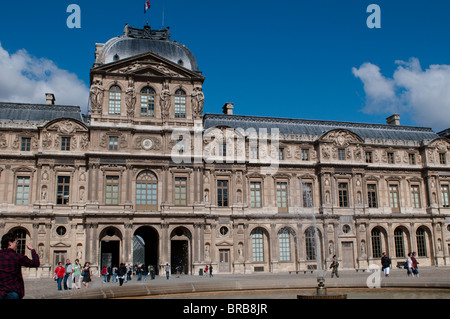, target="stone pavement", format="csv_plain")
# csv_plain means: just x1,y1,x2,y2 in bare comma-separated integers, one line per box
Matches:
23,266,450,299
